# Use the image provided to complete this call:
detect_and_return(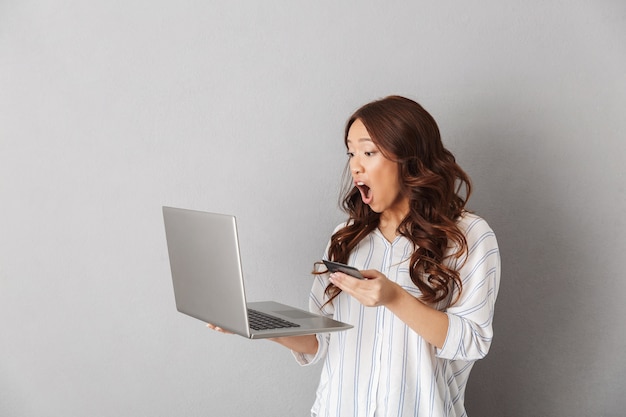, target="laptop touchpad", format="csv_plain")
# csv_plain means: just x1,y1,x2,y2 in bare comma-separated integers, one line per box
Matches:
276,310,318,319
